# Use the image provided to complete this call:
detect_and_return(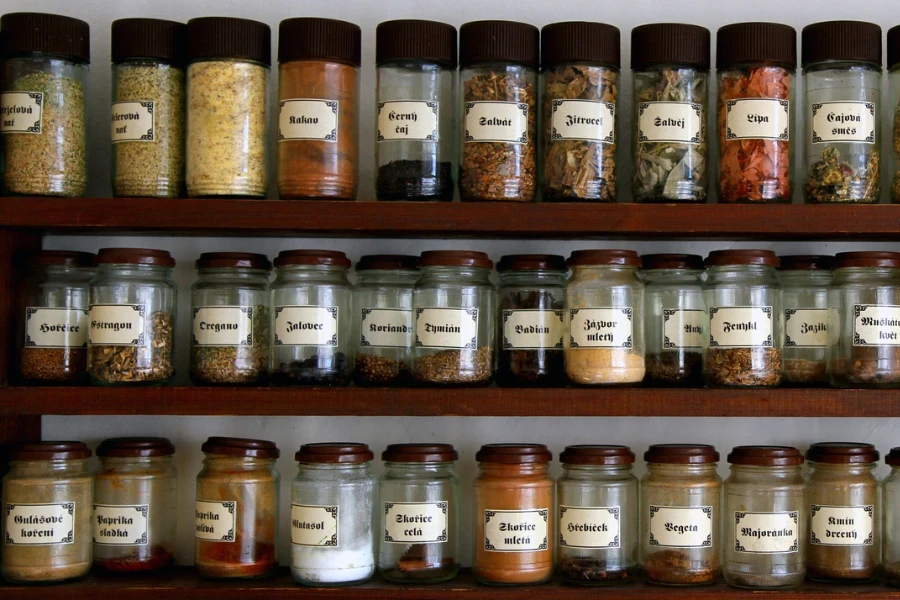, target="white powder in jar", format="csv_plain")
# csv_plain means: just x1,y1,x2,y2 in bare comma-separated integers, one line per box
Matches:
291,545,374,584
